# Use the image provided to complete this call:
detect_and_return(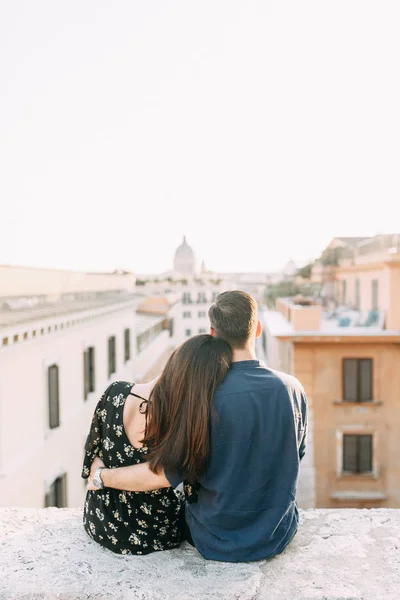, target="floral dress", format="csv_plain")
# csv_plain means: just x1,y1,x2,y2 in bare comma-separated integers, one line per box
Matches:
82,381,182,555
